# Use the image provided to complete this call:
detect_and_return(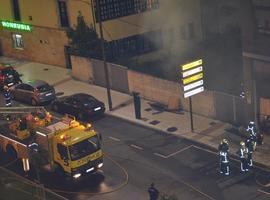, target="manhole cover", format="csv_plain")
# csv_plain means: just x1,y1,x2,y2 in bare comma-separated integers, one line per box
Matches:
145,108,152,112
141,117,149,122
55,92,64,96
149,120,160,125
167,127,177,132
43,68,49,71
